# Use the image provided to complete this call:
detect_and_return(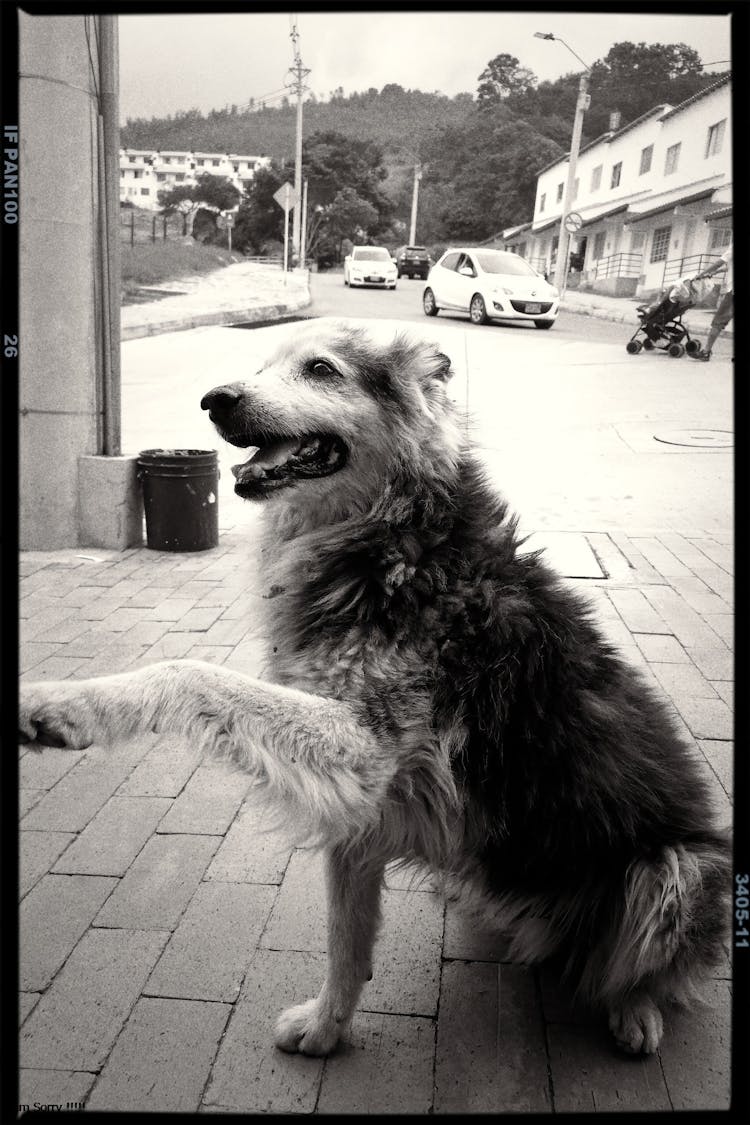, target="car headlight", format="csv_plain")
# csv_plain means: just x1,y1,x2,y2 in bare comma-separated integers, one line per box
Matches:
492,286,514,296
548,286,560,297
